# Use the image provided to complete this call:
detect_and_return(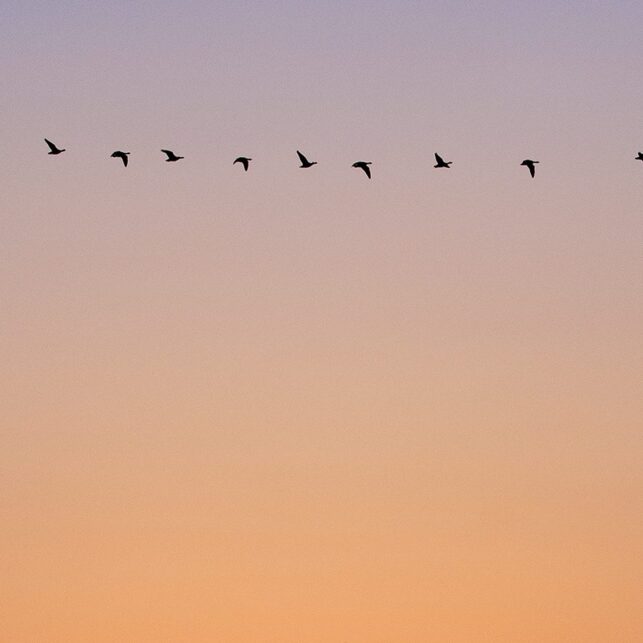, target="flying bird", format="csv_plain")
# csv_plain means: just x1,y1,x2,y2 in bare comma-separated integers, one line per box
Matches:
111,150,130,167
636,152,643,162
352,161,372,179
434,153,452,168
233,156,252,171
161,149,184,162
297,150,317,168
44,138,65,155
521,159,539,178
